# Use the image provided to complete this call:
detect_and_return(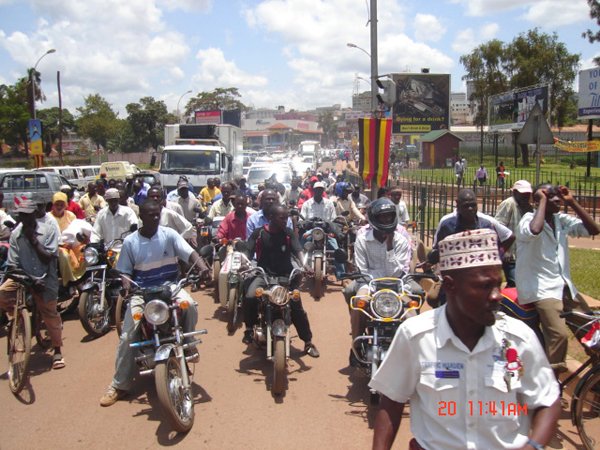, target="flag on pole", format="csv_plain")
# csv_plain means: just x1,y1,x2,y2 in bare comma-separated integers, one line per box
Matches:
358,118,392,187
